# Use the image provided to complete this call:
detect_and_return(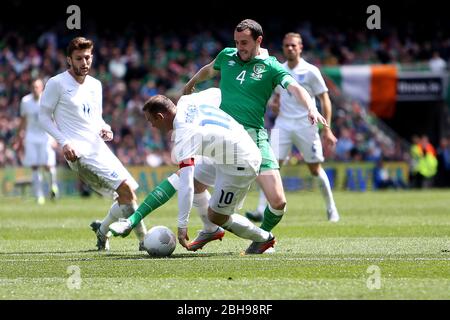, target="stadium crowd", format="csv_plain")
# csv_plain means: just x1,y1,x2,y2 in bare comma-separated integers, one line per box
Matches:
1,22,449,173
